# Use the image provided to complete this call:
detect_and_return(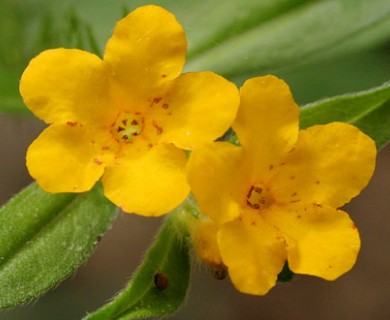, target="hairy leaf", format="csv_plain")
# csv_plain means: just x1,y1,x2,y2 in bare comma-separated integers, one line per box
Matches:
185,0,390,76
84,203,191,320
300,81,390,149
1,0,390,114
0,183,118,309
